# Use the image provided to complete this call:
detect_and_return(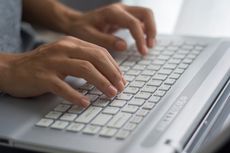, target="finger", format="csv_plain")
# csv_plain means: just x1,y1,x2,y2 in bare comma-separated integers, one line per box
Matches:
49,77,90,107
104,7,147,55
63,44,124,91
57,37,125,85
86,27,127,51
125,6,157,48
59,59,120,97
